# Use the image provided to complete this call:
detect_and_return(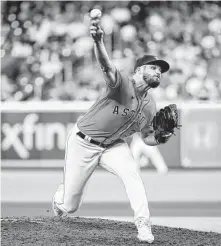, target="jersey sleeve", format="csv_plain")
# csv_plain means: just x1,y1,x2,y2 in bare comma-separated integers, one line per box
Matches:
104,67,122,89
